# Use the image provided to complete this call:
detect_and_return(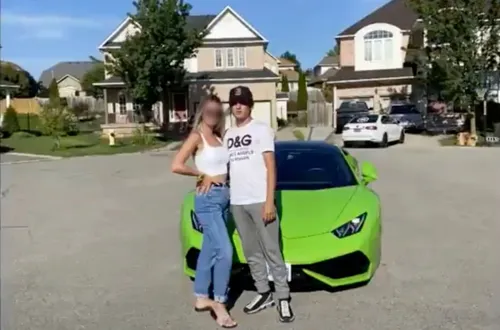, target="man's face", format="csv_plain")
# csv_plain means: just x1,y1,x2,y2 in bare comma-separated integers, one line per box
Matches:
231,102,251,120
